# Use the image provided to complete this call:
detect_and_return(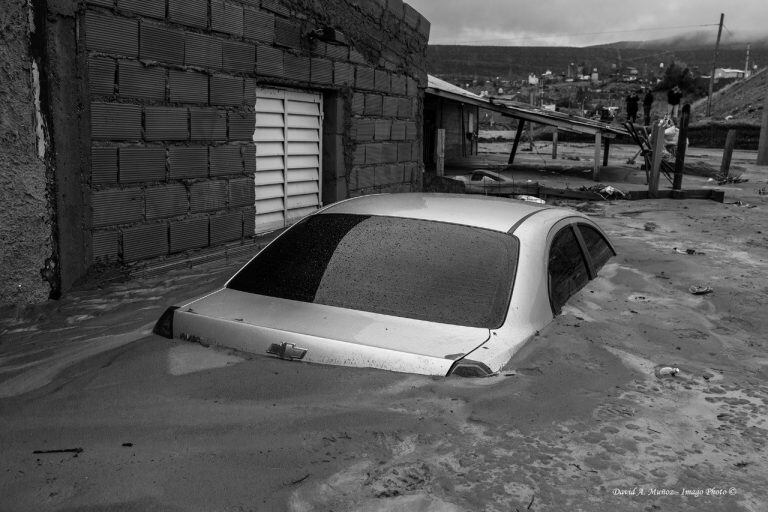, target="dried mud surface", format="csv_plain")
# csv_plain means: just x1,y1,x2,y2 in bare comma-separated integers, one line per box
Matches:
2,158,768,511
